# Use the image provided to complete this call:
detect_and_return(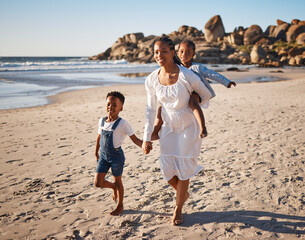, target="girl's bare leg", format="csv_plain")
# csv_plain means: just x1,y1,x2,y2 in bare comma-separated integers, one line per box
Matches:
94,173,118,202
189,92,207,138
110,176,124,216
